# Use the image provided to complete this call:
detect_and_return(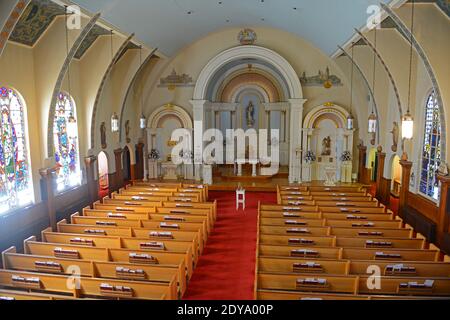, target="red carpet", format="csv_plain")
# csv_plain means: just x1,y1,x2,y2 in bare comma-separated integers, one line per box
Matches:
183,191,277,300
